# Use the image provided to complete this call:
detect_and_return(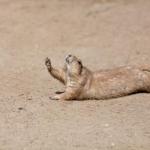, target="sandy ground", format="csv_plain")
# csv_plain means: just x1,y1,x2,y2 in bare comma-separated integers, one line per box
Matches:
0,0,150,149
